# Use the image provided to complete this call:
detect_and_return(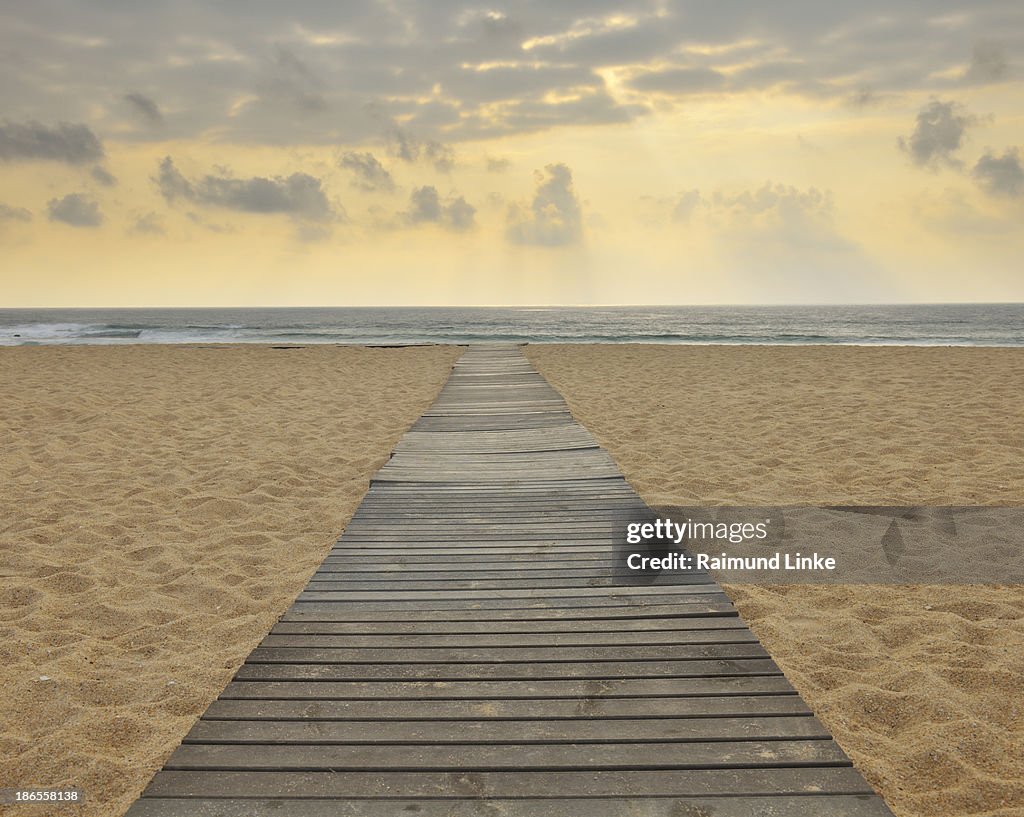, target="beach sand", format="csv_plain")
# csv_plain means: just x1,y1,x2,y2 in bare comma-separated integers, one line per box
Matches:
527,344,1024,817
2,343,1023,817
0,344,460,817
